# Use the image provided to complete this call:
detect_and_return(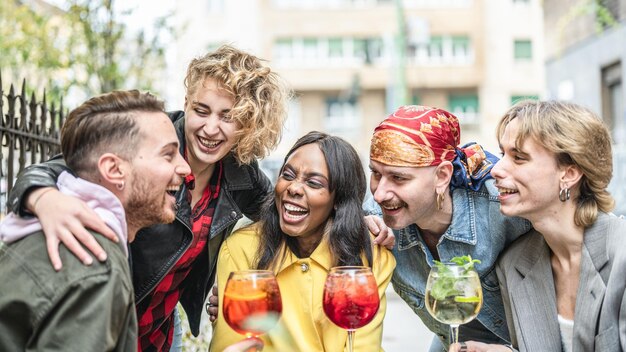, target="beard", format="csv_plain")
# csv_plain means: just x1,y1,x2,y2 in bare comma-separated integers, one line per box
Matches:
124,170,177,231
